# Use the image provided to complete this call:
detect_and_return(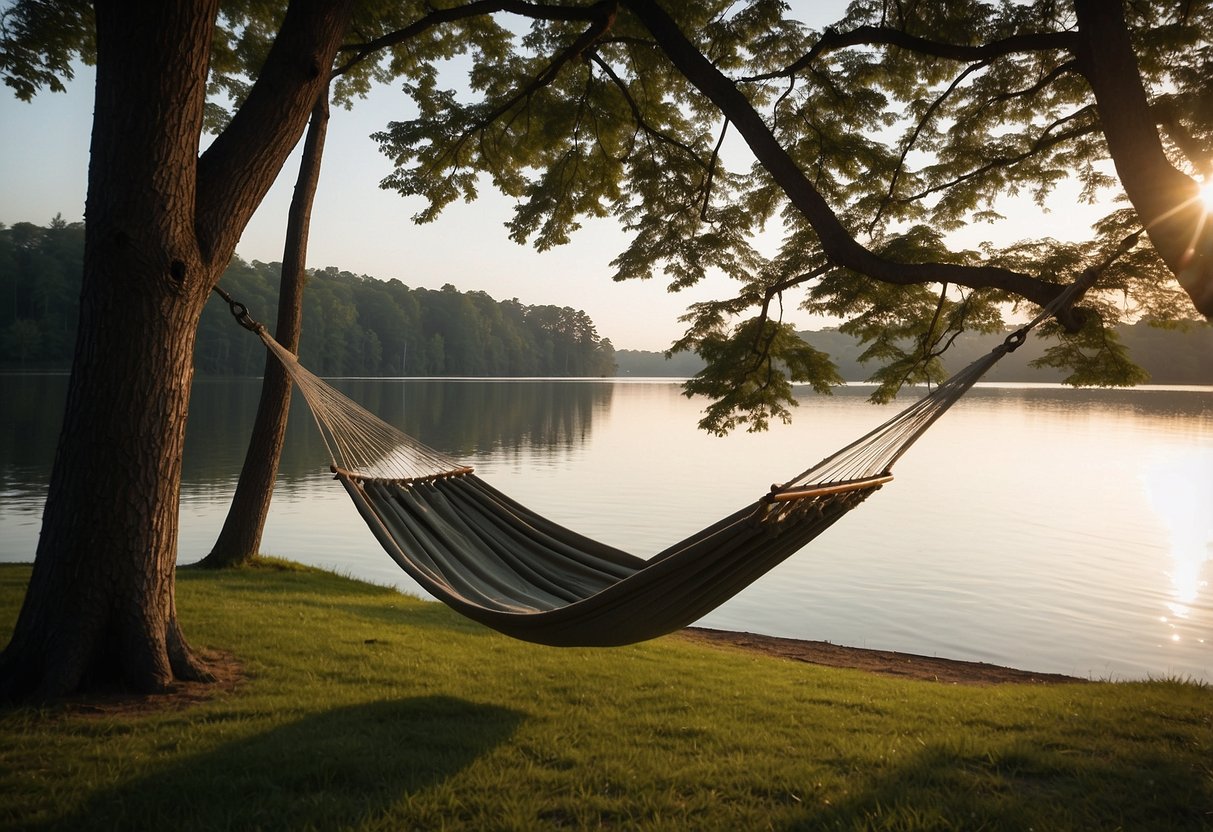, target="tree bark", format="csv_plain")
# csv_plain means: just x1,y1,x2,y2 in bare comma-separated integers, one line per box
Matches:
0,0,352,702
200,90,331,569
1071,0,1213,318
